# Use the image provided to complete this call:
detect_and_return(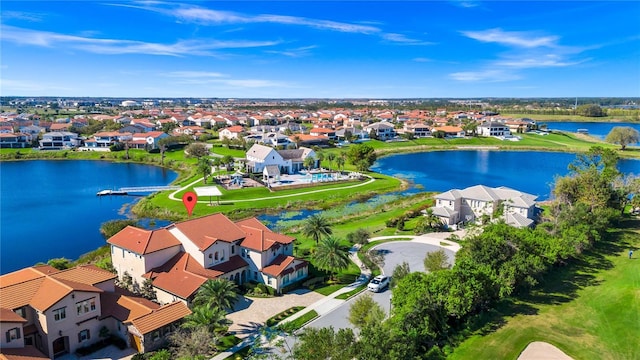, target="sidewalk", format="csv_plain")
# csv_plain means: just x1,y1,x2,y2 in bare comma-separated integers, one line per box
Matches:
210,247,370,360
211,233,461,360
